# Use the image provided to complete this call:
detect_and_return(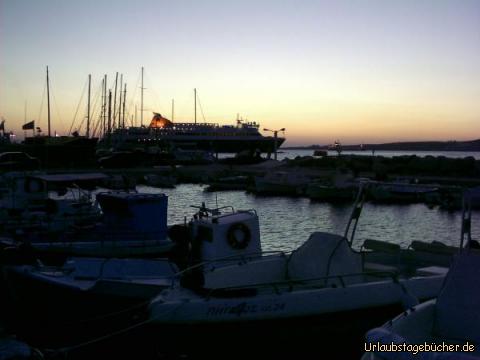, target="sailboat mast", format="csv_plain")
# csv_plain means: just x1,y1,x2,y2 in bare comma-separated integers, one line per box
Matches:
141,66,144,126
47,66,51,137
108,89,112,136
118,74,123,129
194,88,197,124
122,83,126,128
102,75,107,137
172,99,174,122
87,74,91,138
113,72,118,129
